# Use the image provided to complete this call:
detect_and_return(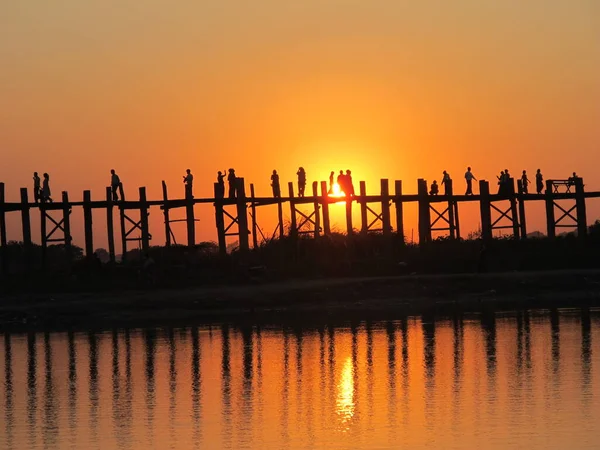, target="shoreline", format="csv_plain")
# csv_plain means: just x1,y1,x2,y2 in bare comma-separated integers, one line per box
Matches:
2,269,600,333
